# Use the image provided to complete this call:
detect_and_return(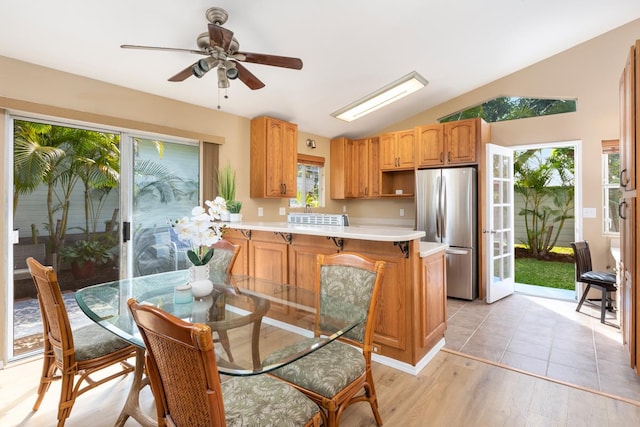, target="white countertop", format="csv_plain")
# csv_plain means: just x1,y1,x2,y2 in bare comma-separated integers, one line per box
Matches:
419,241,447,258
222,221,425,242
